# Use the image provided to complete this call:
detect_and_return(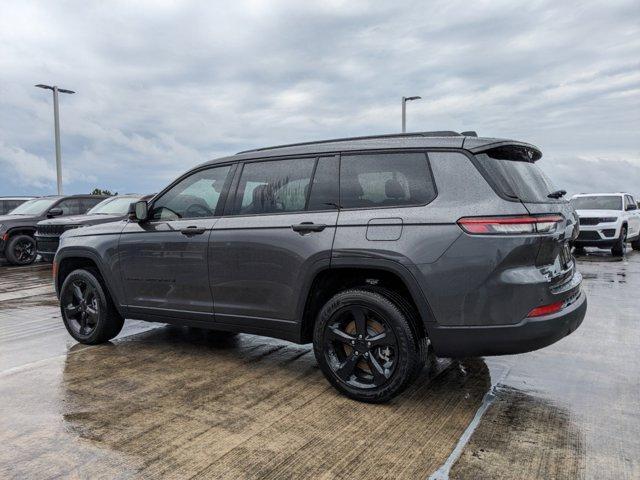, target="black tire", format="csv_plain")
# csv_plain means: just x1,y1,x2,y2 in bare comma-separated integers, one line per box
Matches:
60,269,124,344
313,289,423,403
611,226,627,257
573,245,586,255
632,238,640,251
5,234,37,265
